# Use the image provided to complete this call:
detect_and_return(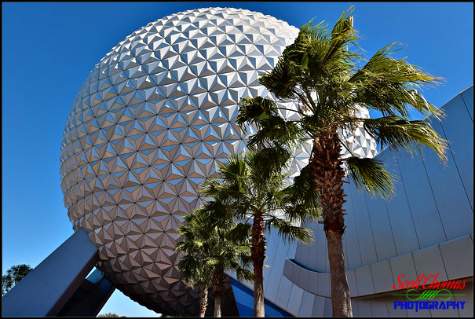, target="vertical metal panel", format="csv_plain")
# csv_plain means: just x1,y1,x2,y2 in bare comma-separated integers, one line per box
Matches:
298,291,315,317
461,85,473,120
303,245,313,268
409,304,431,317
263,231,281,302
363,156,398,261
312,295,326,317
270,240,295,304
440,94,474,208
294,243,307,269
323,297,333,317
352,299,360,317
282,259,292,279
275,277,292,309
286,284,304,315
420,119,473,240
263,228,280,291
386,295,408,317
383,153,421,255
413,305,435,318
428,295,460,317
287,239,297,259
290,262,300,284
313,217,329,271
299,265,309,292
390,253,418,287
355,265,375,296
343,183,363,269
371,298,389,317
370,260,394,293
439,235,473,279
358,300,373,317
351,185,378,266
273,241,293,276
298,220,312,268
307,269,319,295
318,272,331,296
453,280,473,317
396,153,448,249
412,245,448,282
